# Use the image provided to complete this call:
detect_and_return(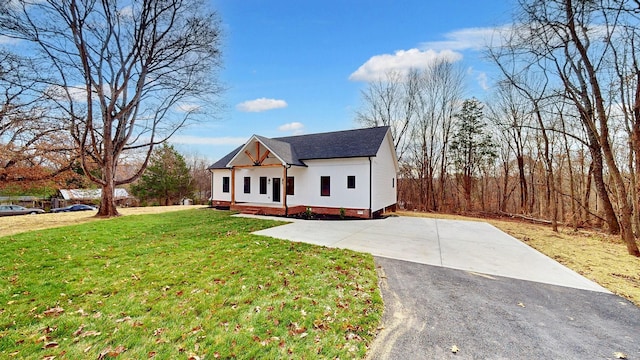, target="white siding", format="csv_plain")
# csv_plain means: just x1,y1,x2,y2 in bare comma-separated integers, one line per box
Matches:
288,158,370,209
211,169,231,202
234,167,284,204
371,131,399,212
